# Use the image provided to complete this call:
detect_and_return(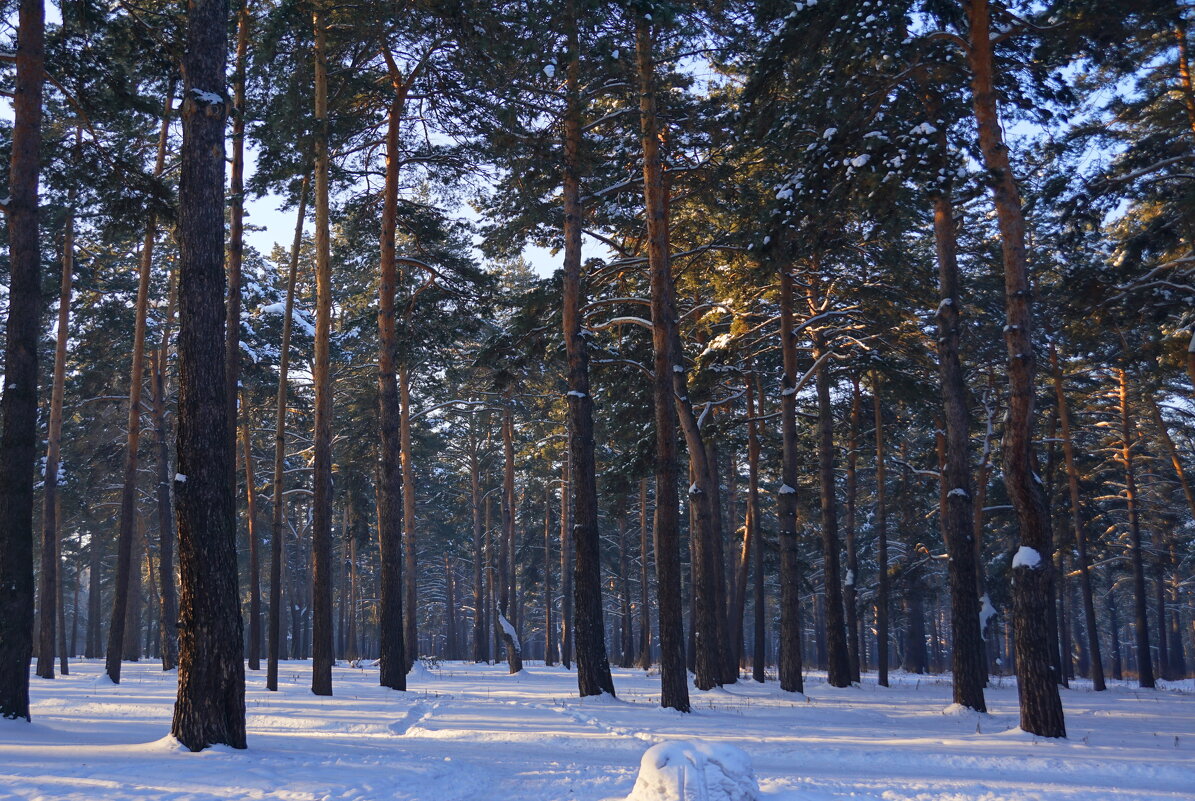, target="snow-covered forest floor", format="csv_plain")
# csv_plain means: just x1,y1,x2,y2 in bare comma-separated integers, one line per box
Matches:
1,659,1193,801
